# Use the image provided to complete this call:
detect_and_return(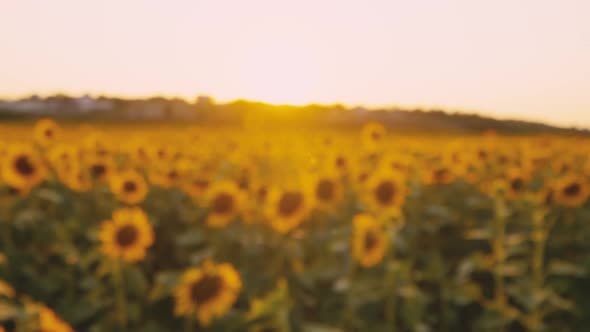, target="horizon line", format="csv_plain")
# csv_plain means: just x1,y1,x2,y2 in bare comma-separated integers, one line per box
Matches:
0,90,585,130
